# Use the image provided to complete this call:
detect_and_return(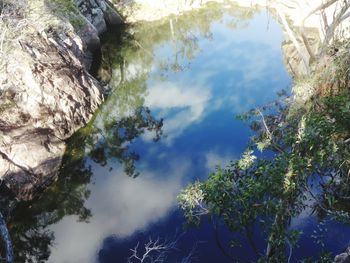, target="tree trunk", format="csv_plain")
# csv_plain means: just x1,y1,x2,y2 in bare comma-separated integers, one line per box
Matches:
0,211,13,263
